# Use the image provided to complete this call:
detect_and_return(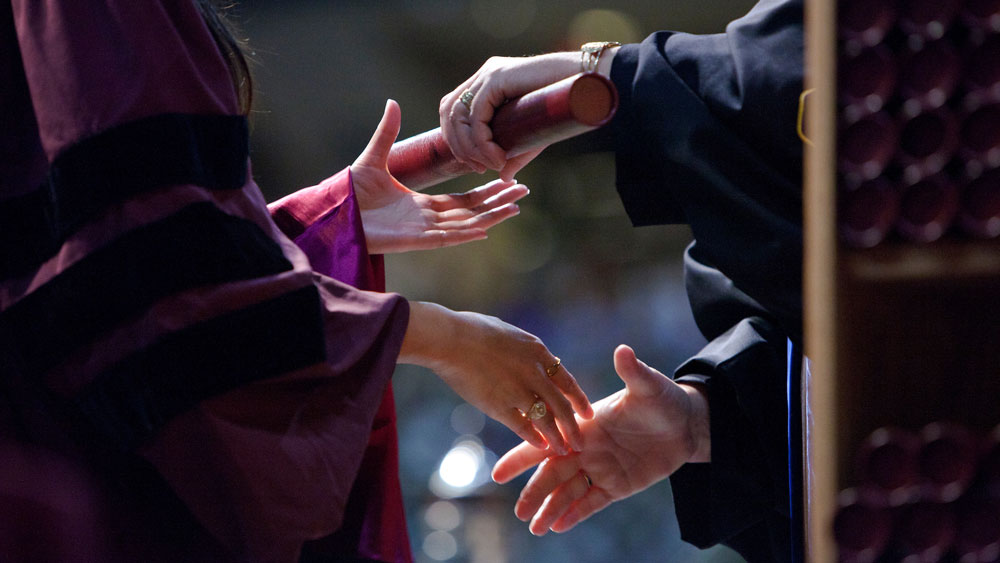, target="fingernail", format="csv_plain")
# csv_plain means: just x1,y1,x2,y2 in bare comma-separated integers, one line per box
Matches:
515,506,529,522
